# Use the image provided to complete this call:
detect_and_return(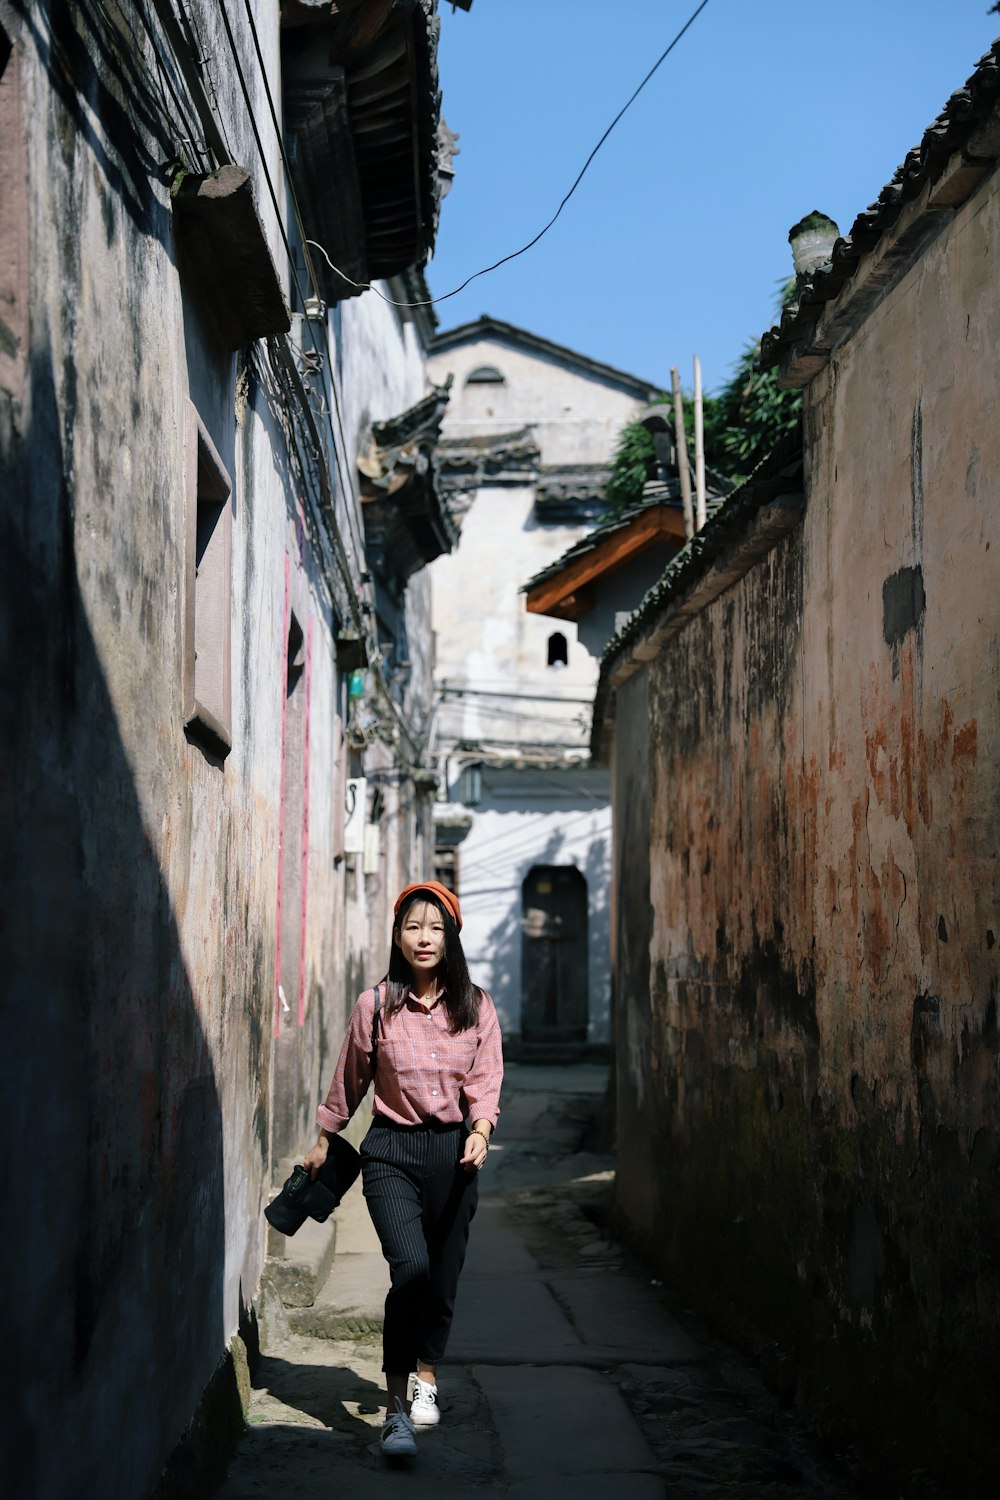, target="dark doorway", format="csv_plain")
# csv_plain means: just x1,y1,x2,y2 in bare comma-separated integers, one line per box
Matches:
521,865,588,1042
